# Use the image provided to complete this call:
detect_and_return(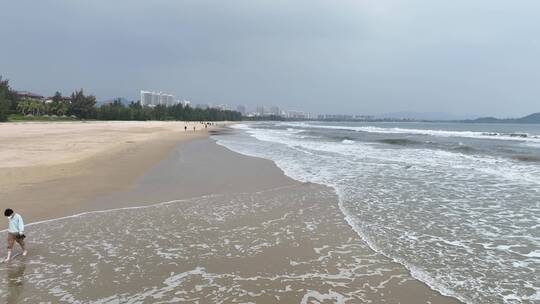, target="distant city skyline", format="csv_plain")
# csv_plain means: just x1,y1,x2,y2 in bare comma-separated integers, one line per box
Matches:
1,1,539,118
0,86,520,120
5,86,538,121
